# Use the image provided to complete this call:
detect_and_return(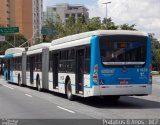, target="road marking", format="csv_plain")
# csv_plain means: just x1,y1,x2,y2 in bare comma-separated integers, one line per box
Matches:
3,84,14,90
57,106,75,114
25,94,32,98
156,79,160,82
